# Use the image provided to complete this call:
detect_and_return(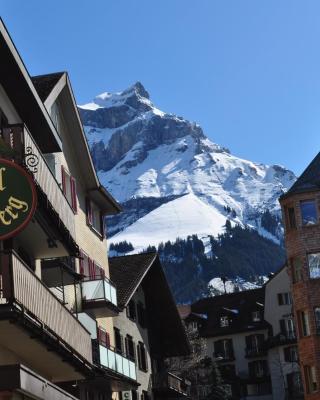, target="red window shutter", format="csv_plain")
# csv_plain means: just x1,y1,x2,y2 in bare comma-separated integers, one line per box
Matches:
100,211,105,237
70,177,77,212
79,250,84,275
106,332,111,349
61,165,66,194
86,197,93,225
88,258,95,279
